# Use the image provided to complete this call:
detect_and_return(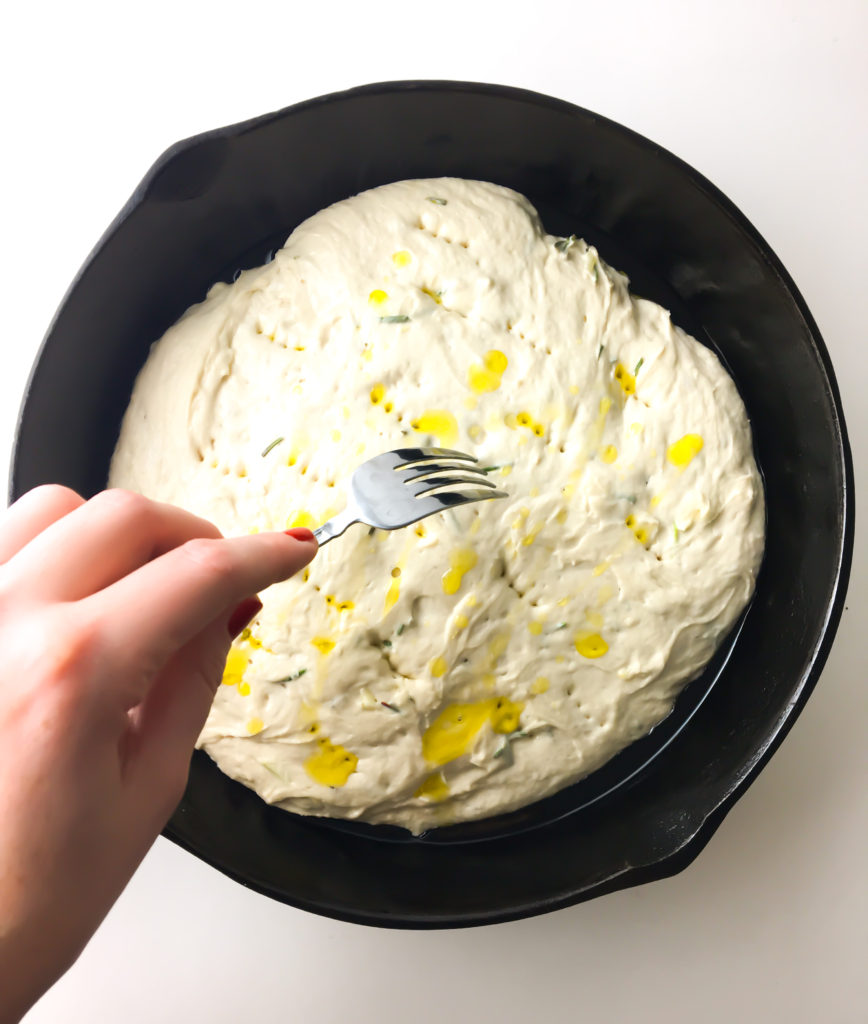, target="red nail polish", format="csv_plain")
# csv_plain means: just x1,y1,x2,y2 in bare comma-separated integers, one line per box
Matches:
285,528,316,542
227,596,262,638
